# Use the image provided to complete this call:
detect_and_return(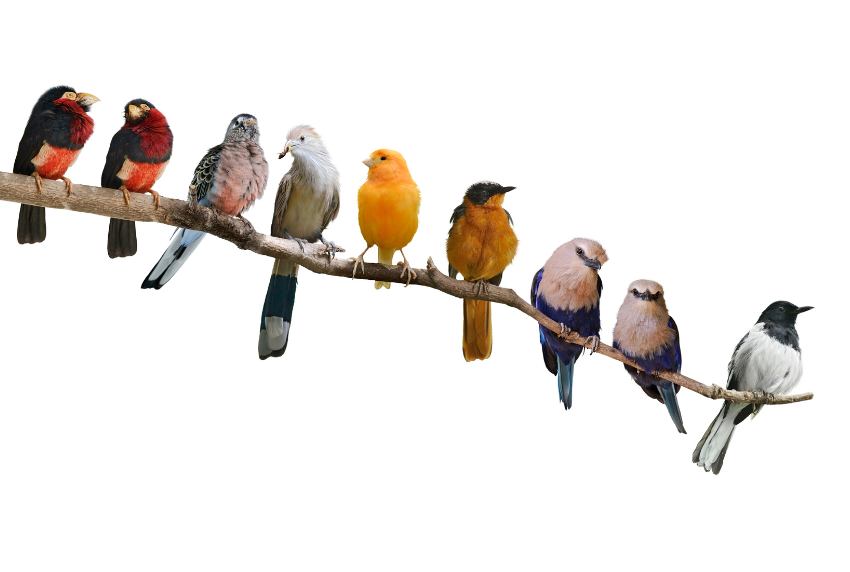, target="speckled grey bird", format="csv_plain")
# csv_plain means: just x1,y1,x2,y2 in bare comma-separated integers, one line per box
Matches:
141,114,269,289
258,125,340,359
